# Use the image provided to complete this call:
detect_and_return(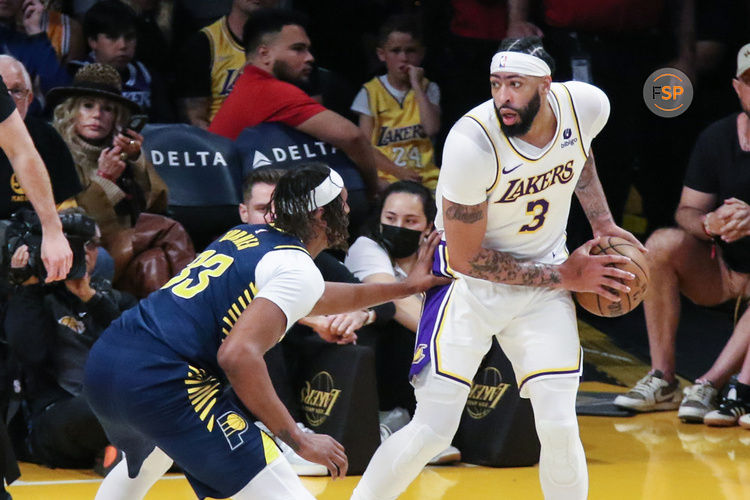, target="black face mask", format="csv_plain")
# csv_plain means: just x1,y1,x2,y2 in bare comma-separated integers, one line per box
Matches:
380,224,422,259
